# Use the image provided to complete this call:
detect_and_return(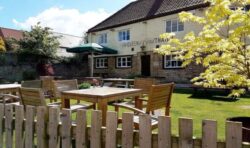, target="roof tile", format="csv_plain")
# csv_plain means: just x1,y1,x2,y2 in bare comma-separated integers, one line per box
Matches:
88,0,208,32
